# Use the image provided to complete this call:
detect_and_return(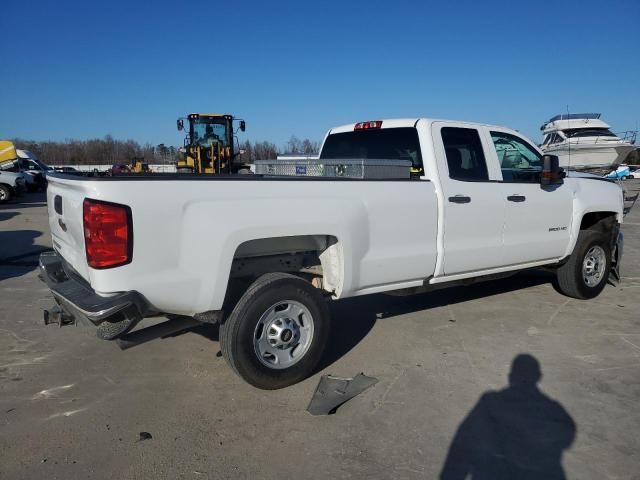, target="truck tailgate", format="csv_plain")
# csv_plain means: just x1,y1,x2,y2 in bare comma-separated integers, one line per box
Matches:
46,176,92,282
